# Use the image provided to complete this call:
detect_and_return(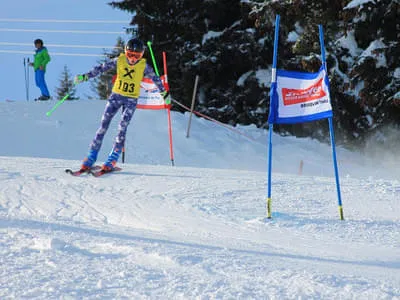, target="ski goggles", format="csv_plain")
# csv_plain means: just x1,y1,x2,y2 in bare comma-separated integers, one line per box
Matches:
125,50,143,60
